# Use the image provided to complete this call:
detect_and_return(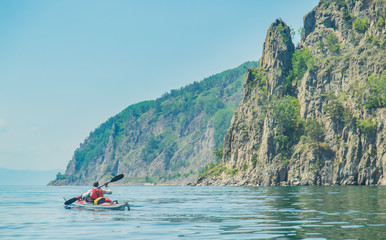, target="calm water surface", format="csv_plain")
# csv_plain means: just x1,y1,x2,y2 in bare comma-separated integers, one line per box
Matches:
0,185,385,239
